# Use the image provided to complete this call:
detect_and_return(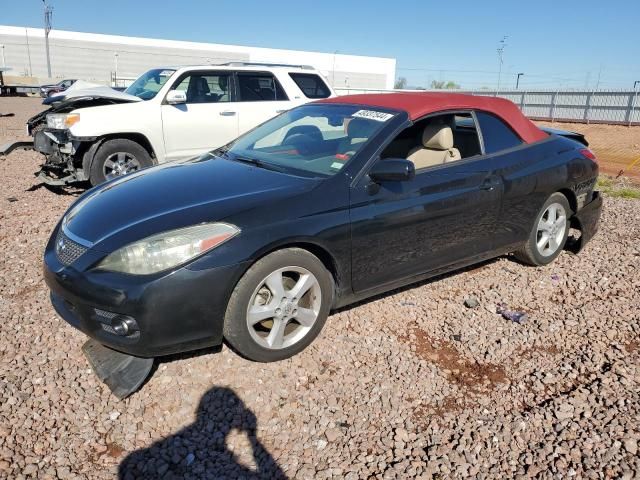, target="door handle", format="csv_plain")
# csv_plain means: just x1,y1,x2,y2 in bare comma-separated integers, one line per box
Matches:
480,175,502,191
276,109,287,113
219,111,236,116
